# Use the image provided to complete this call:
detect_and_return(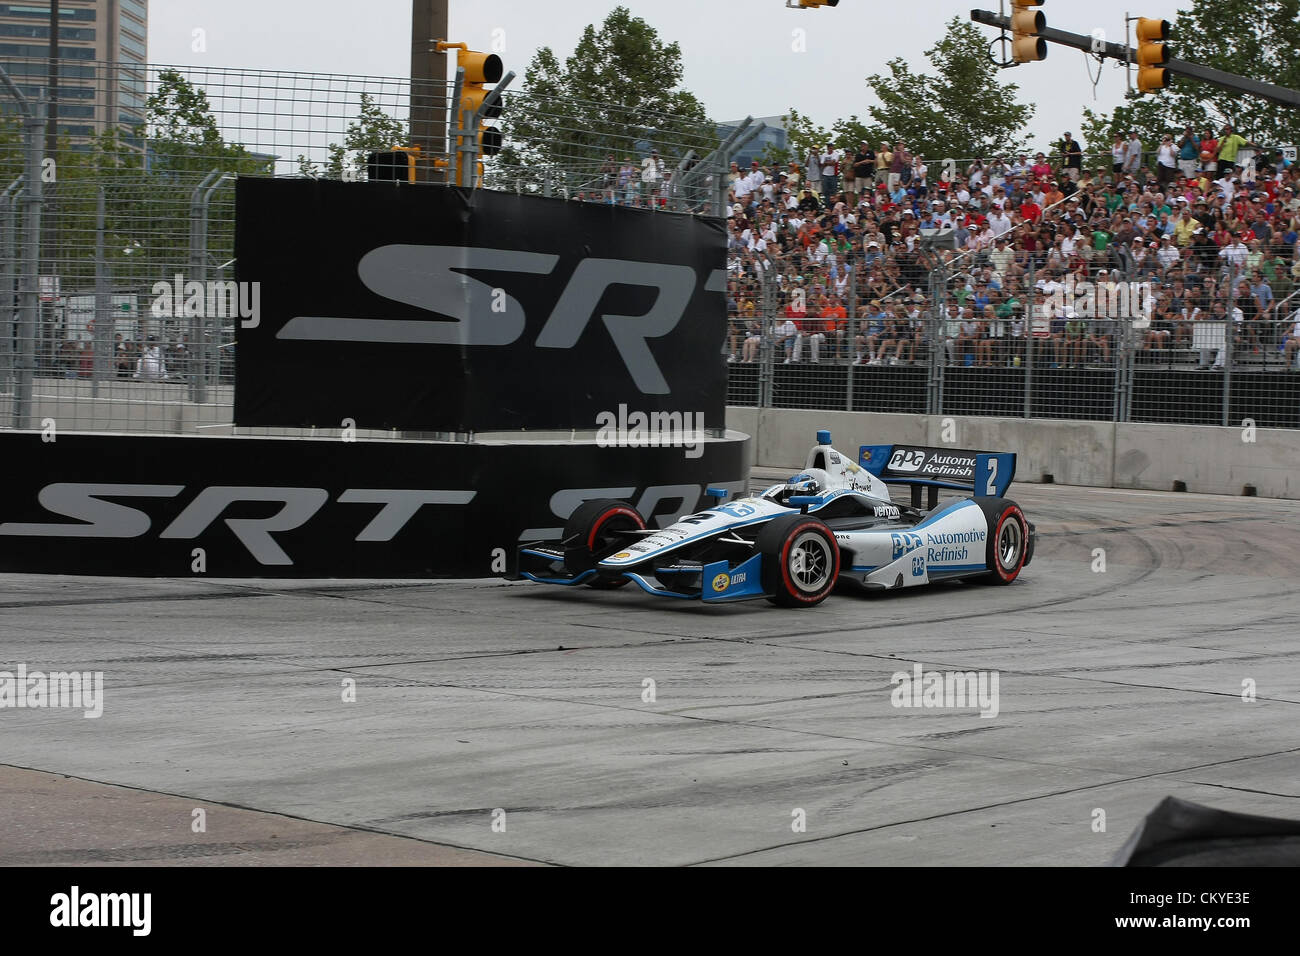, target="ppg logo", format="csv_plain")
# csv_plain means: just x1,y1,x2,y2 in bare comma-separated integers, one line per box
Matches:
891,532,923,560
889,449,926,473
